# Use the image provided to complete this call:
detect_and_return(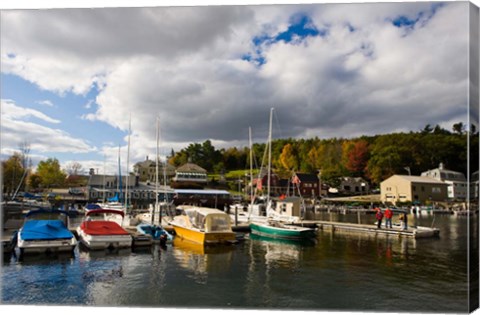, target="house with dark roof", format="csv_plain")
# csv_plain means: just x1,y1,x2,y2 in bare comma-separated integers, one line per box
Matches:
291,173,321,198
171,162,208,188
